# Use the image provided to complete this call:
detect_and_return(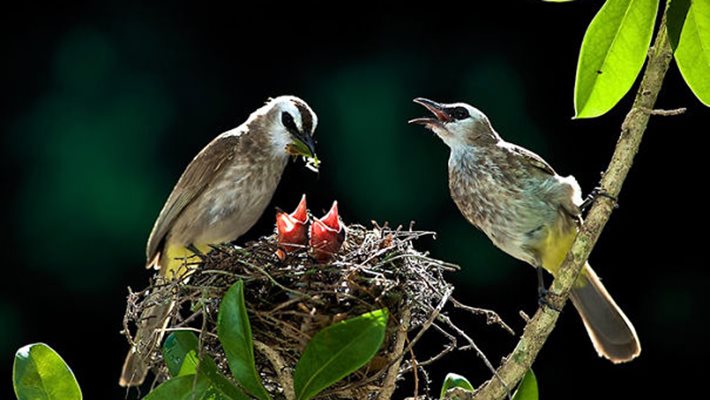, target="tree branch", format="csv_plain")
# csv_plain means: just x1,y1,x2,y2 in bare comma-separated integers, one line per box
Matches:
254,340,295,400
377,308,412,400
451,9,675,400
